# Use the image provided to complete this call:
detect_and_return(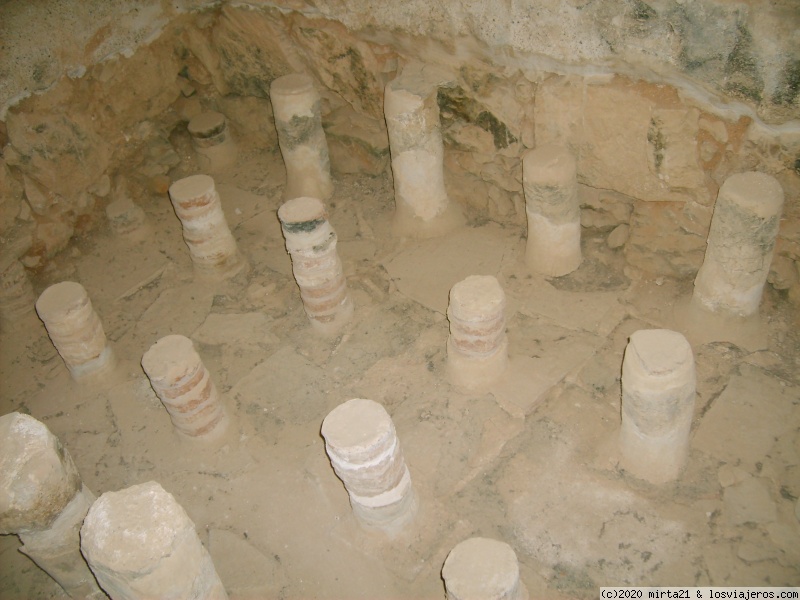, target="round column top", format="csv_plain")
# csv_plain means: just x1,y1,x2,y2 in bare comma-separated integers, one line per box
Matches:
321,399,395,463
442,537,521,600
278,197,327,232
168,174,216,205
627,329,693,376
141,334,200,385
188,111,227,138
719,171,784,218
81,481,194,572
35,281,89,321
448,275,505,321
